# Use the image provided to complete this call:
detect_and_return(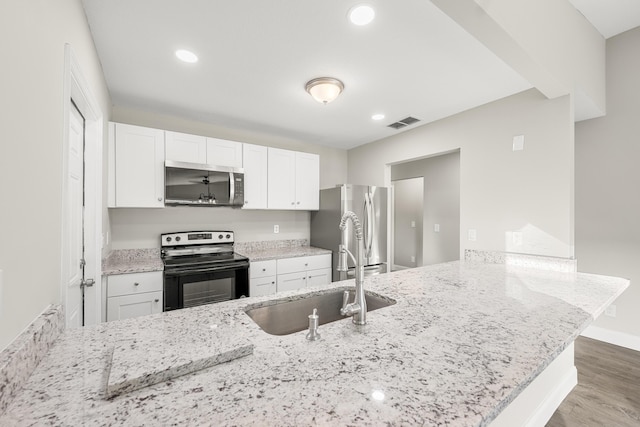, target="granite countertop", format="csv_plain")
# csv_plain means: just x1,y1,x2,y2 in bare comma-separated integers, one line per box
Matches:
102,249,164,276
238,245,331,262
0,261,628,426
